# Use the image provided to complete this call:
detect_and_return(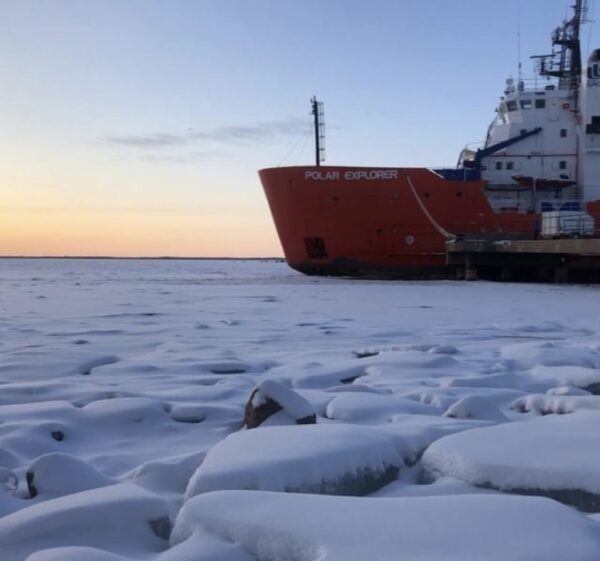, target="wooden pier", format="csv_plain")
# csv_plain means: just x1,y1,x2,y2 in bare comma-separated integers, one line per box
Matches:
446,238,600,283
